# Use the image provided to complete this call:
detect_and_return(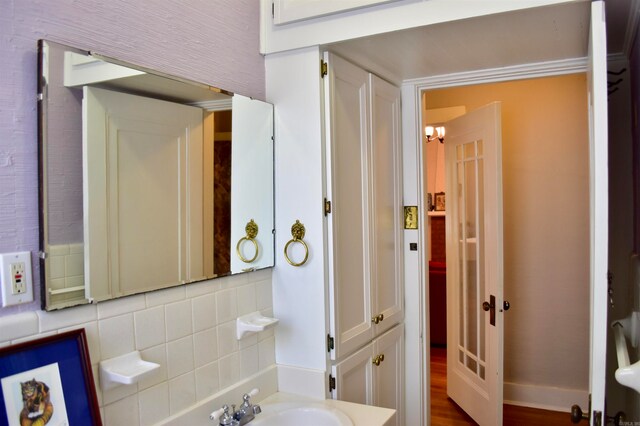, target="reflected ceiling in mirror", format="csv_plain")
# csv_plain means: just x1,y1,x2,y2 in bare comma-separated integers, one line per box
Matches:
39,40,274,311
